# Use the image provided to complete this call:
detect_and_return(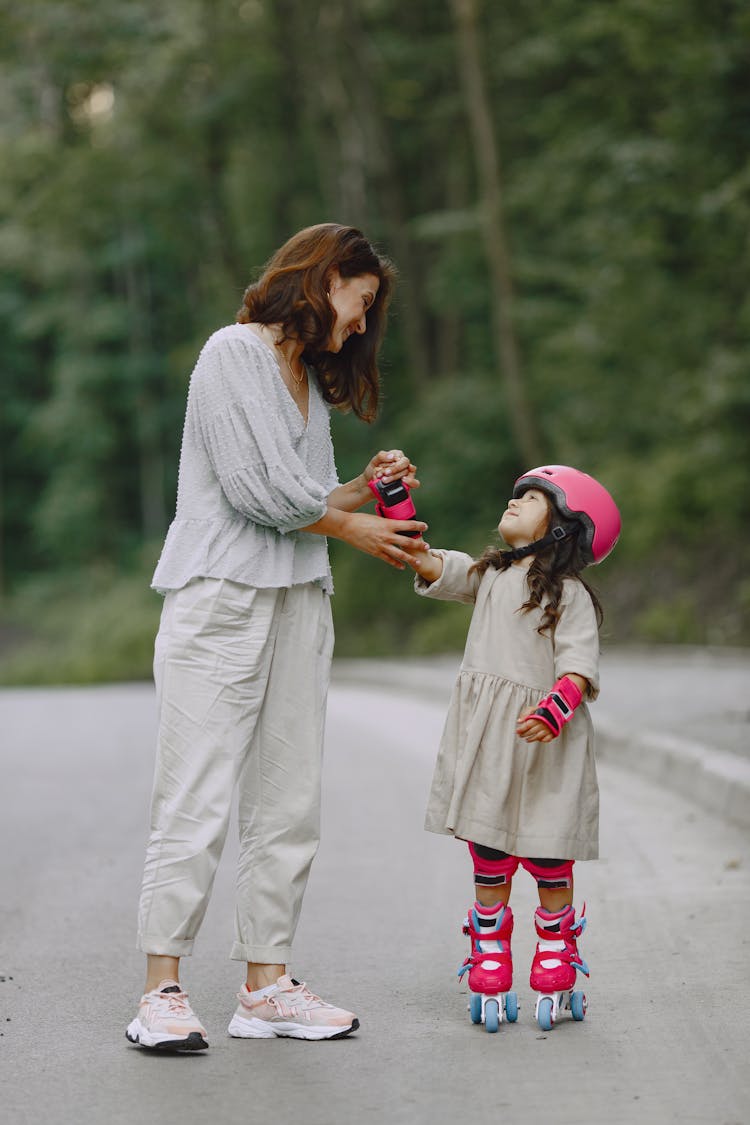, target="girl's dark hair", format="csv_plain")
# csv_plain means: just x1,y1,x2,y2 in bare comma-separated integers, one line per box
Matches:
469,493,604,635
237,223,397,422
